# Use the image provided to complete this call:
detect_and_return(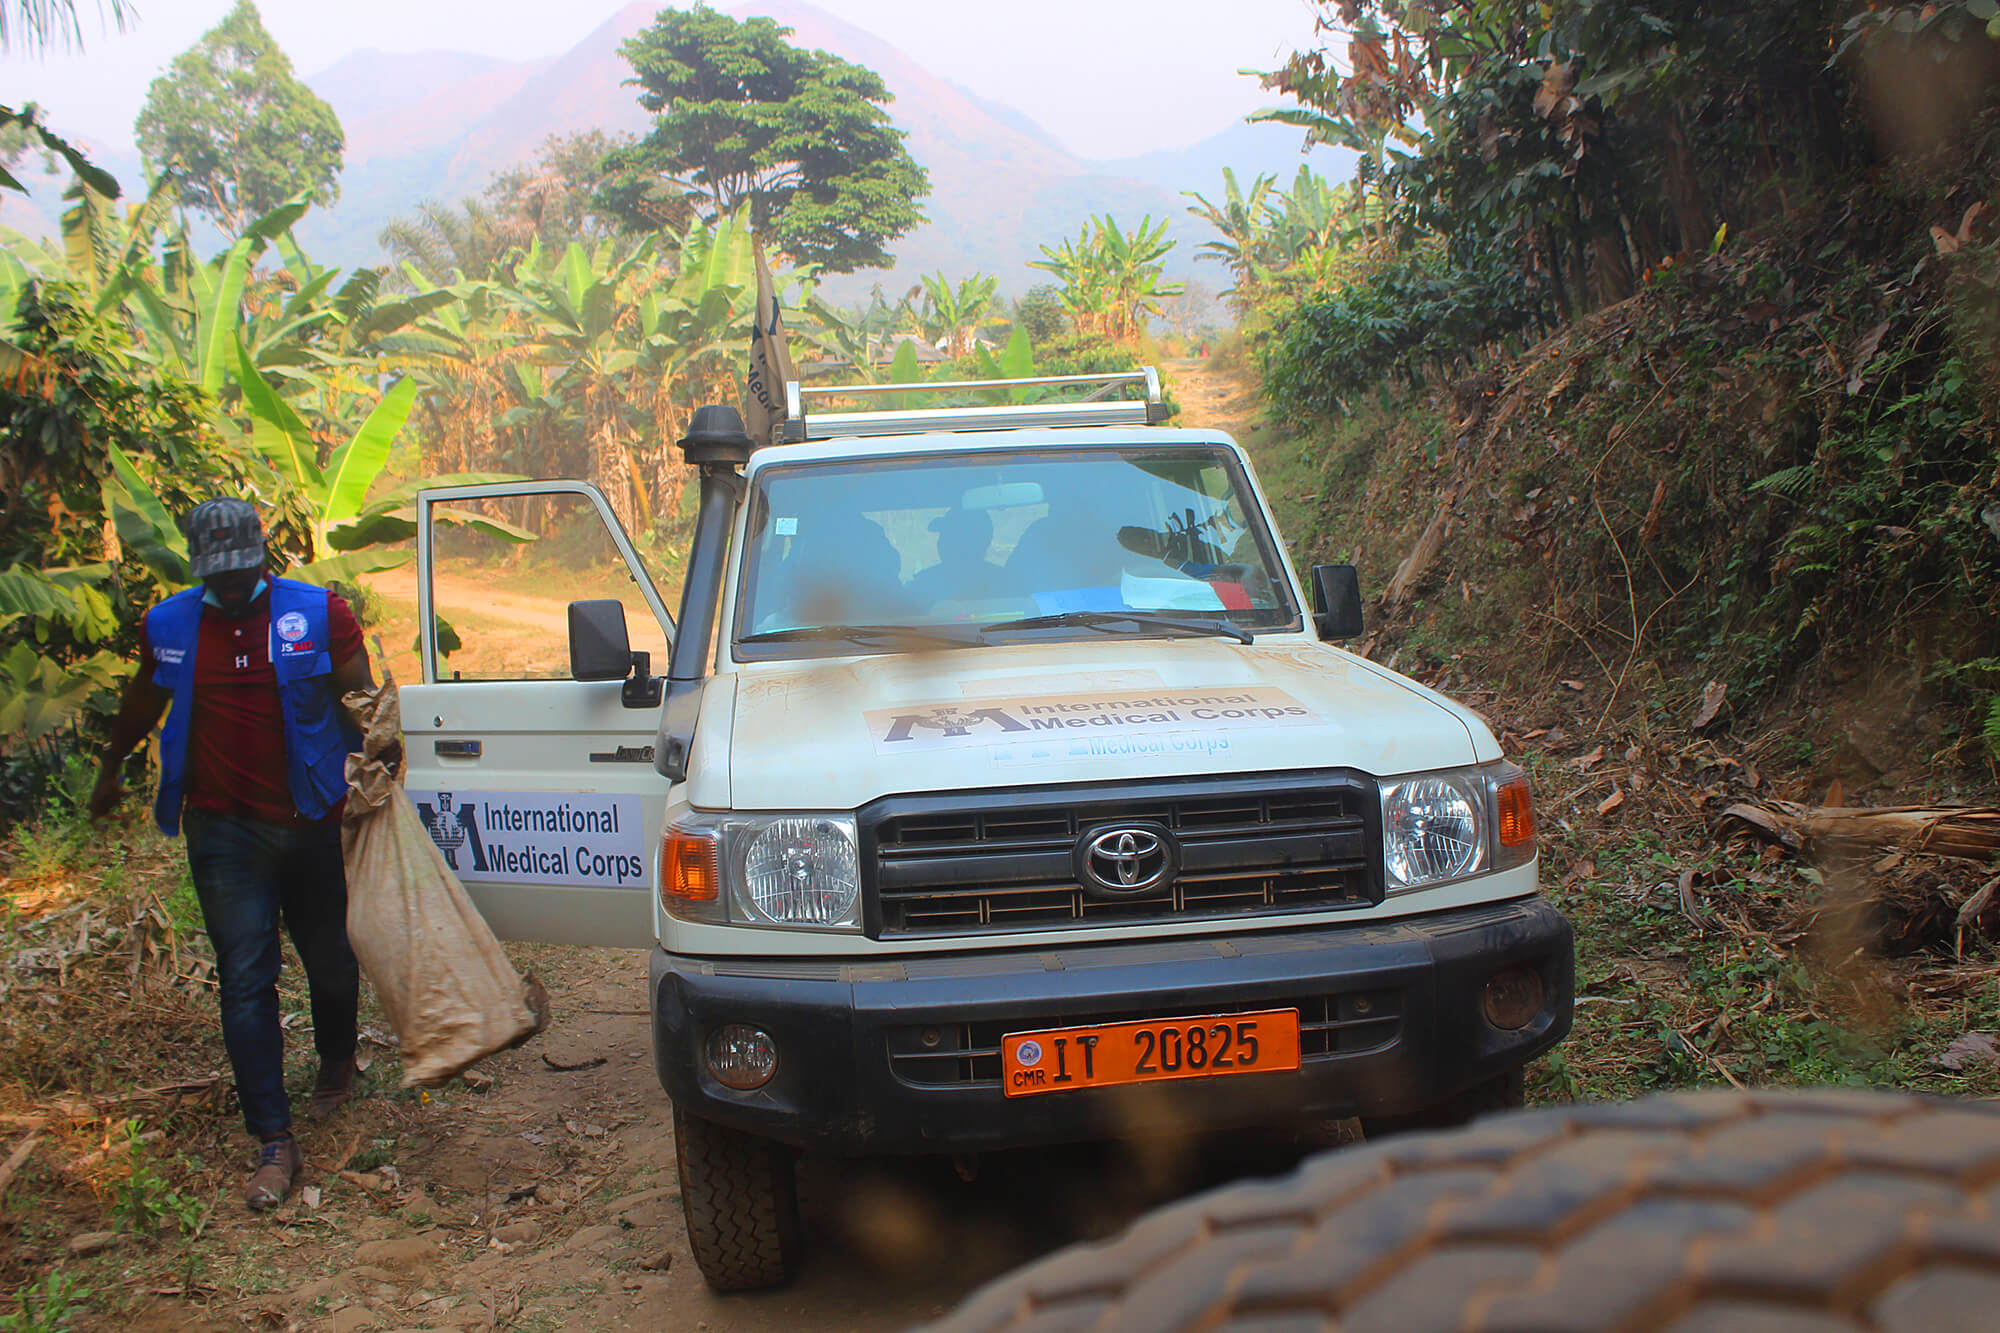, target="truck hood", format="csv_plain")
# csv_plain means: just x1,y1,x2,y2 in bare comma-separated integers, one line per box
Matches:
714,637,1491,811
